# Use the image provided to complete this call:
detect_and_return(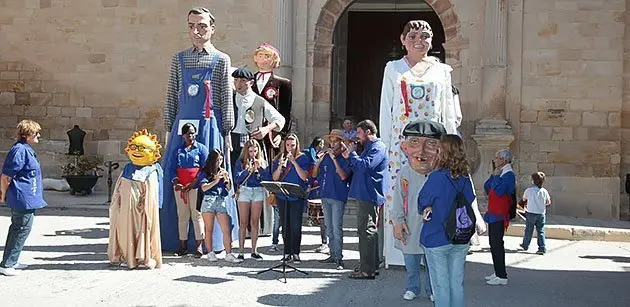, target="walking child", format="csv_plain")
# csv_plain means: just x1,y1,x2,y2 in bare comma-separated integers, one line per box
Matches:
519,172,551,255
